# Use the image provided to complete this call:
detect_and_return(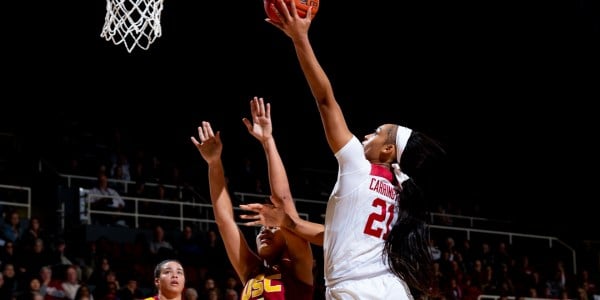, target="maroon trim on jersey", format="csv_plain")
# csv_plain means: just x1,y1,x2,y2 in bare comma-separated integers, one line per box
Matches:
371,164,394,182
